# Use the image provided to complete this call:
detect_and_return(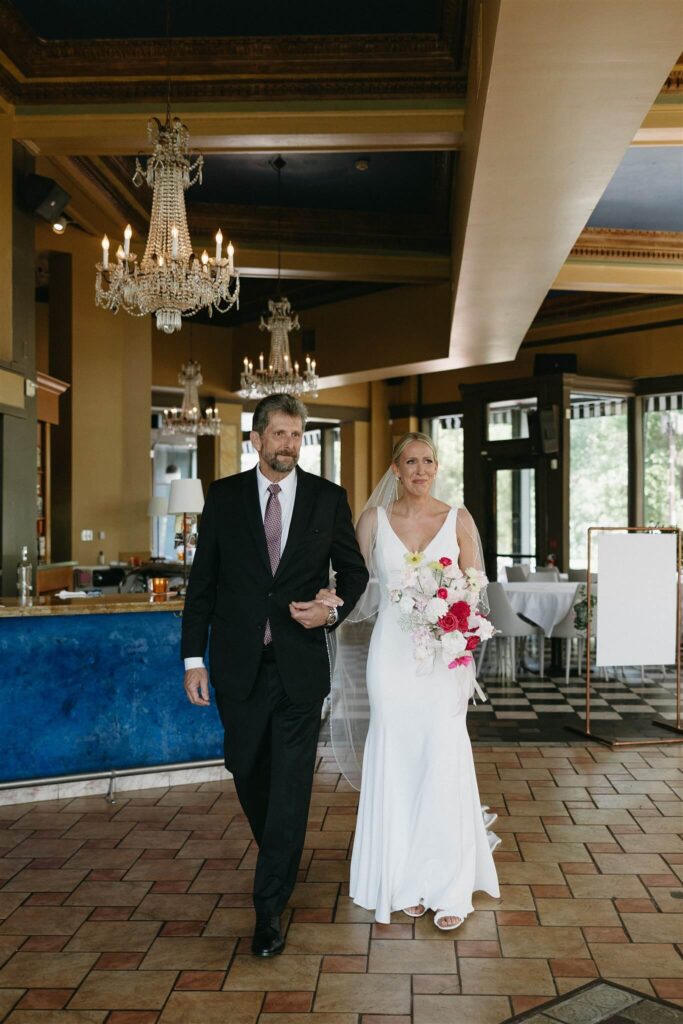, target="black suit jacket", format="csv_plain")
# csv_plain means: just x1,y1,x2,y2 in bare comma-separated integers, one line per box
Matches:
181,466,369,703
